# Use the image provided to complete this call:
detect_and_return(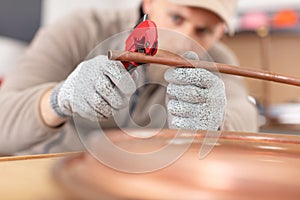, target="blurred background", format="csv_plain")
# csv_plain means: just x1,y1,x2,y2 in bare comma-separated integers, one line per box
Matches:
0,0,300,133
223,0,300,133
